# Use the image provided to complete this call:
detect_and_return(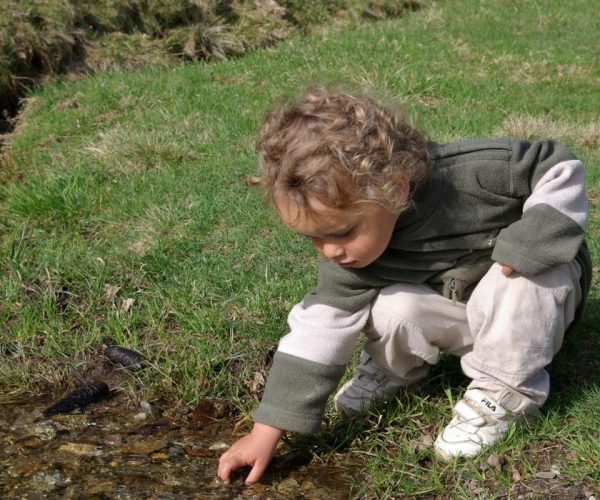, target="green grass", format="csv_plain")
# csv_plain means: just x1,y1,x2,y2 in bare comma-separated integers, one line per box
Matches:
1,0,600,495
